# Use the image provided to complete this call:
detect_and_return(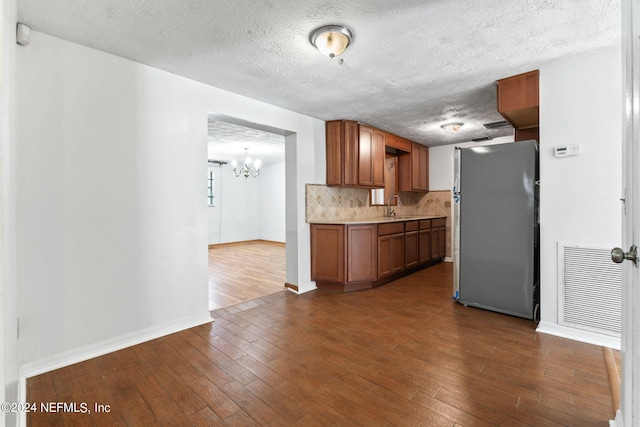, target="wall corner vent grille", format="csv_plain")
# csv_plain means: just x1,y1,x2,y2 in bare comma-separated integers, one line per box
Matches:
558,242,622,337
482,120,510,129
